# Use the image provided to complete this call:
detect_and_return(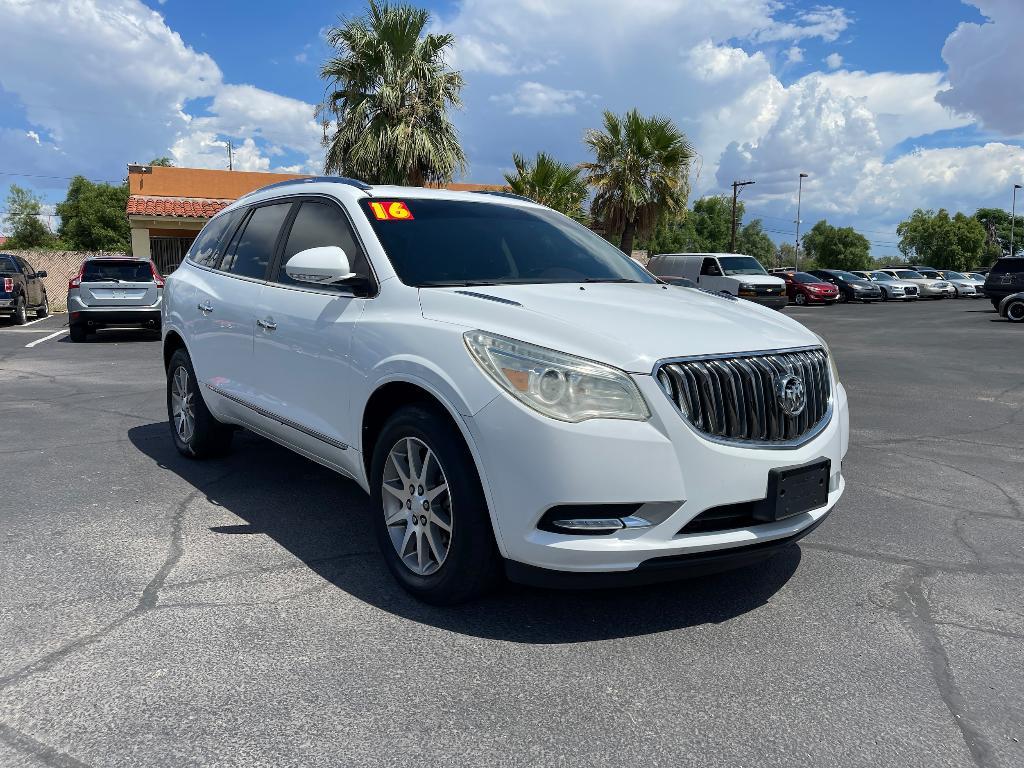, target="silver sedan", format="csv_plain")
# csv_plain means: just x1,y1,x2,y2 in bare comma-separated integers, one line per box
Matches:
866,271,919,301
